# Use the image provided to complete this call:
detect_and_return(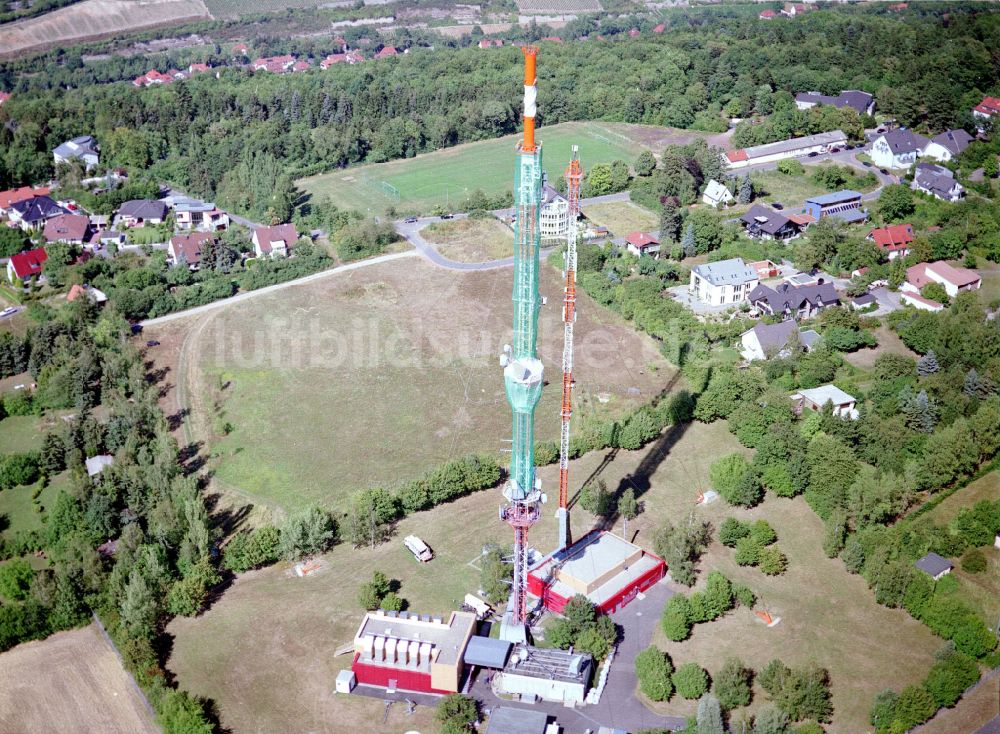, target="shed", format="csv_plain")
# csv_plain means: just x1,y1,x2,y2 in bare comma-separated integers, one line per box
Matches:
335,669,356,694
915,552,953,580
485,707,549,734
85,454,114,477
464,636,512,669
